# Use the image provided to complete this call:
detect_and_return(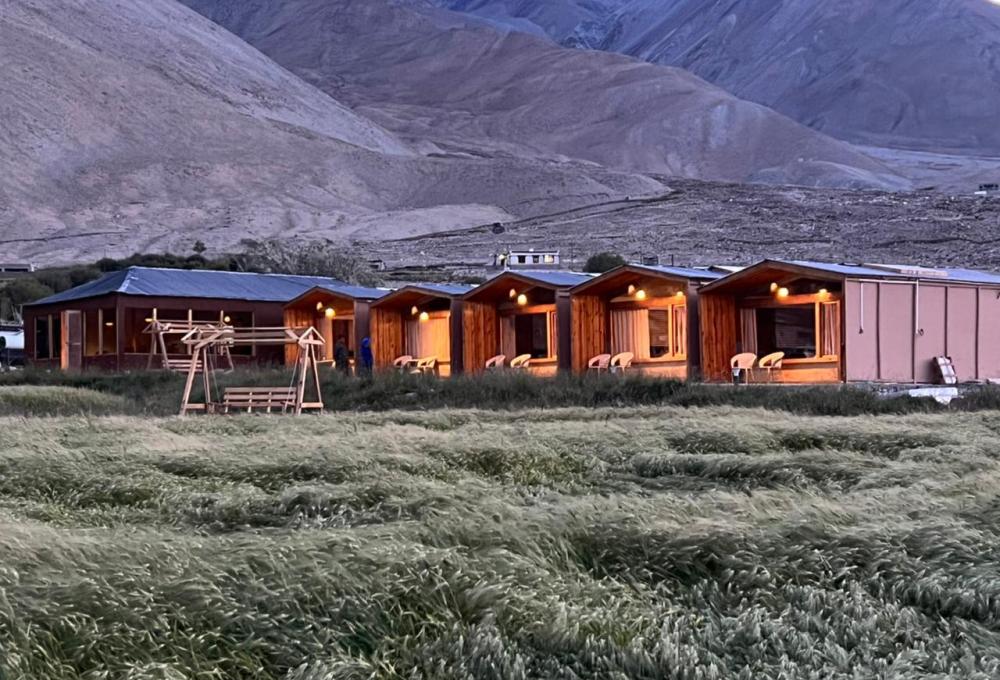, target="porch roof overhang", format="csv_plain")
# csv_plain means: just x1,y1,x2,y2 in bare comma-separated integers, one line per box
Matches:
371,284,473,311
463,271,591,304
284,285,385,311
569,264,718,297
